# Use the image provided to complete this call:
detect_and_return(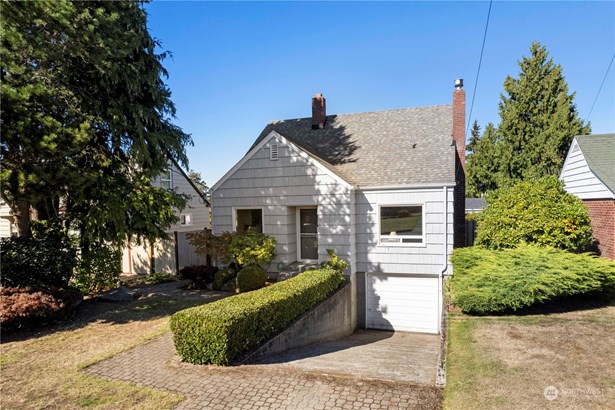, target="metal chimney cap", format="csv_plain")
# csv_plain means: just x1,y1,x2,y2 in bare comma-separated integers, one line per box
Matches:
455,78,464,89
